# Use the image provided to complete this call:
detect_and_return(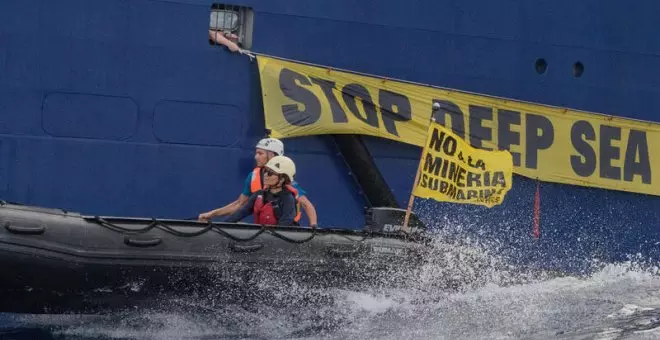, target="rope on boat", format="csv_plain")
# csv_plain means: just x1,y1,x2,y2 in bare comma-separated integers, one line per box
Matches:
0,200,424,244
91,217,317,244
